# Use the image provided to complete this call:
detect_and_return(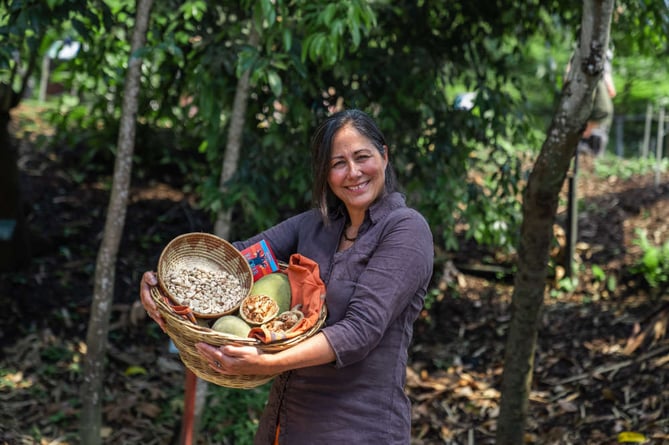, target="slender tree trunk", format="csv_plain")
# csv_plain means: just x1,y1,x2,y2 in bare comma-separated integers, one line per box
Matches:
181,24,261,445
79,1,154,444
495,2,615,444
213,26,260,237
